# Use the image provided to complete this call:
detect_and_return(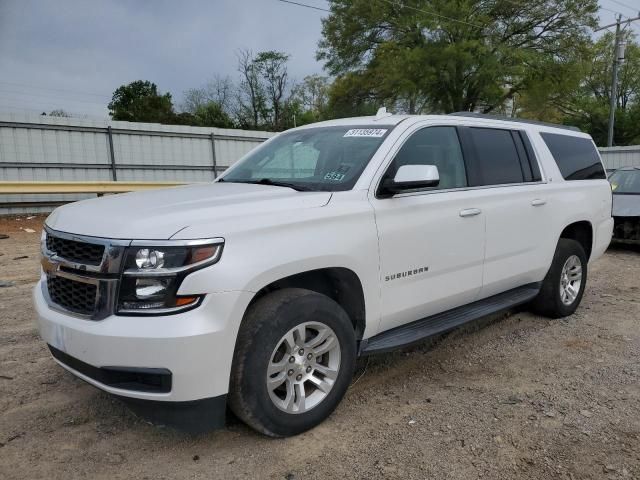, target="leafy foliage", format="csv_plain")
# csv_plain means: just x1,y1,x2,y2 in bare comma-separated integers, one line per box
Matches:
518,31,640,145
47,109,71,118
318,0,598,114
193,102,234,128
108,80,174,123
104,12,640,146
